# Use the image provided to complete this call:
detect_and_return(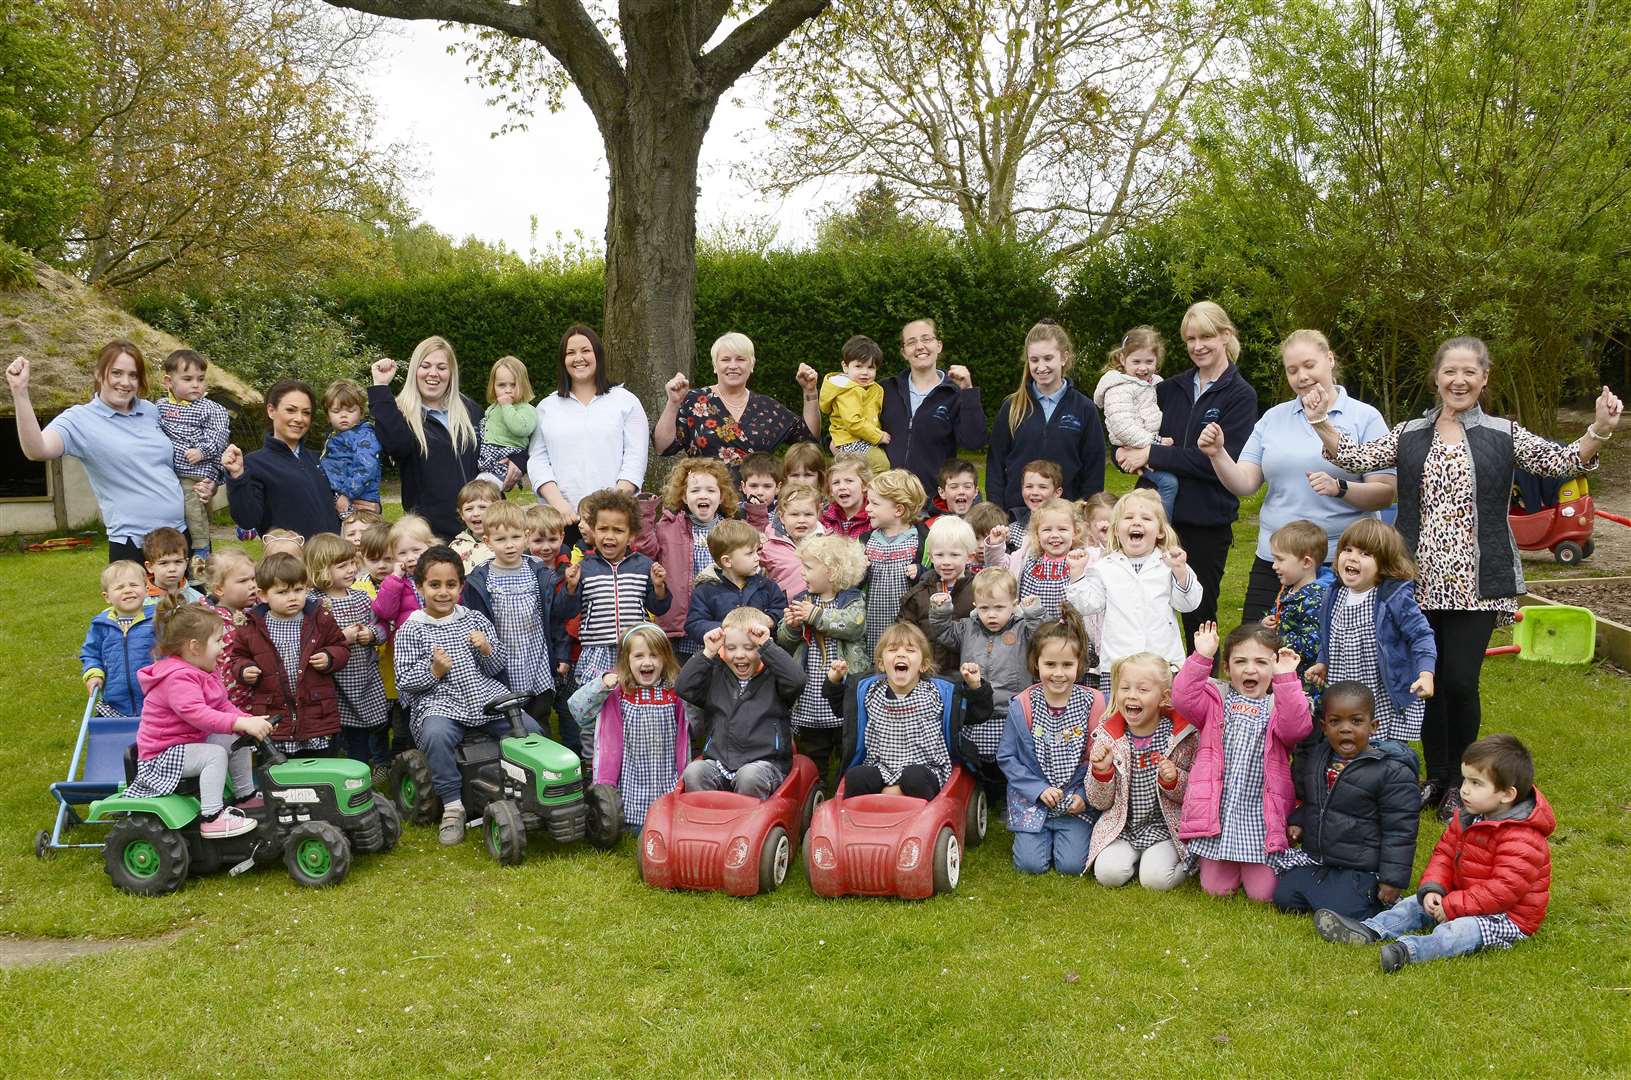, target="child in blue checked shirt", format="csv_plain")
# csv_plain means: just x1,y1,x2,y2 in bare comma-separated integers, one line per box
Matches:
320,379,382,516
155,349,230,566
